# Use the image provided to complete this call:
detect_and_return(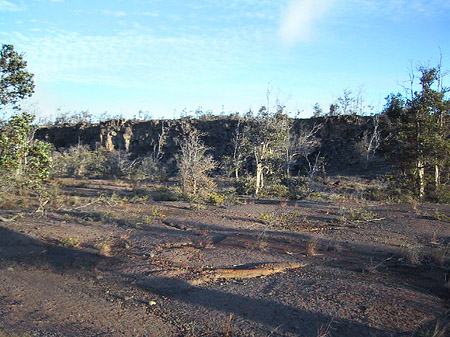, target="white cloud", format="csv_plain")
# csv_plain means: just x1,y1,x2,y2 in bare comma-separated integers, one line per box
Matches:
0,0,23,11
101,10,127,17
279,0,335,46
2,26,268,90
344,0,450,18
